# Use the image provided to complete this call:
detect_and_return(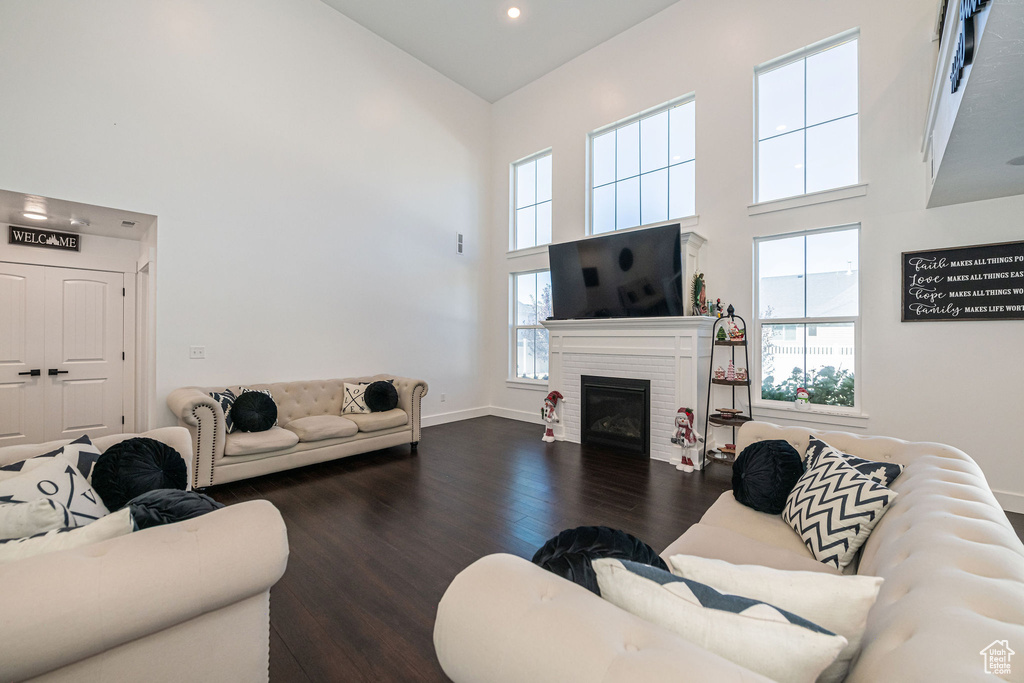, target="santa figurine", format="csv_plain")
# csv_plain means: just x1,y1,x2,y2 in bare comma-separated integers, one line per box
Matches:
541,391,564,442
671,407,703,473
